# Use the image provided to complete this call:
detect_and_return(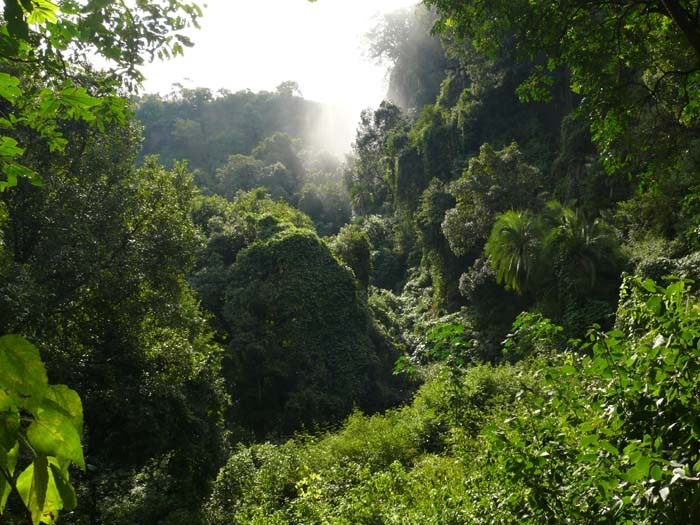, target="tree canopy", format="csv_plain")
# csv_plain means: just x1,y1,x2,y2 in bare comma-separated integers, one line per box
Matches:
0,0,201,189
424,0,700,175
2,0,700,522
